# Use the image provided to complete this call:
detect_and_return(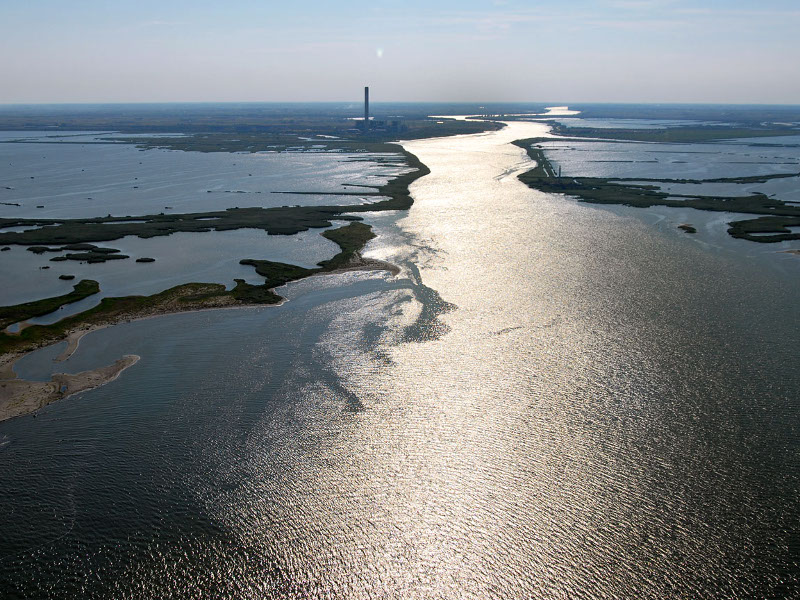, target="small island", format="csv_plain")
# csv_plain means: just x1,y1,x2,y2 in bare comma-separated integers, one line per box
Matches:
0,355,140,422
